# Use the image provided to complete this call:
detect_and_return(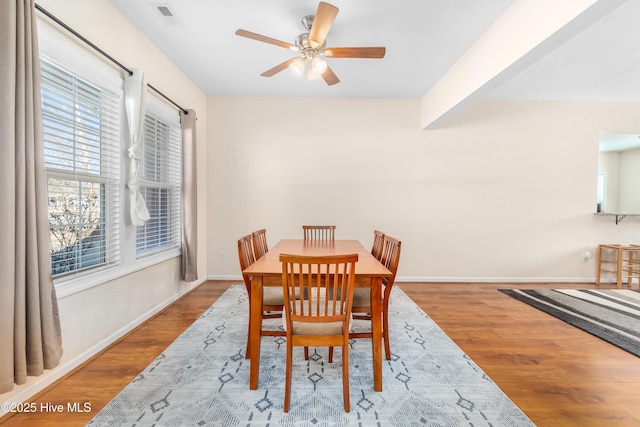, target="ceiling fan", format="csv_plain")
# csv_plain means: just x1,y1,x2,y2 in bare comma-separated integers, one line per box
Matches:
235,2,386,86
